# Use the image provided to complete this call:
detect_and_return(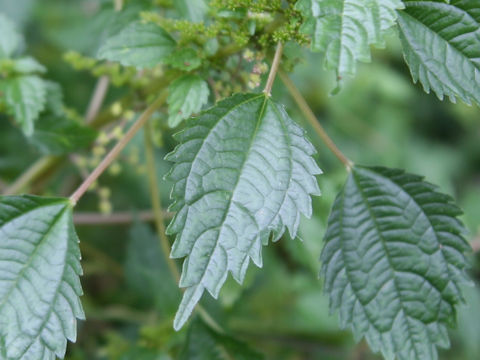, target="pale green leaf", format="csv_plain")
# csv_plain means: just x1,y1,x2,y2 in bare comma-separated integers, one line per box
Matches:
295,0,404,77
321,166,471,360
167,74,210,127
165,93,321,330
181,318,263,360
0,75,47,136
97,21,176,69
174,0,208,23
397,0,480,105
0,195,84,360
0,13,22,59
12,57,46,74
28,116,97,155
